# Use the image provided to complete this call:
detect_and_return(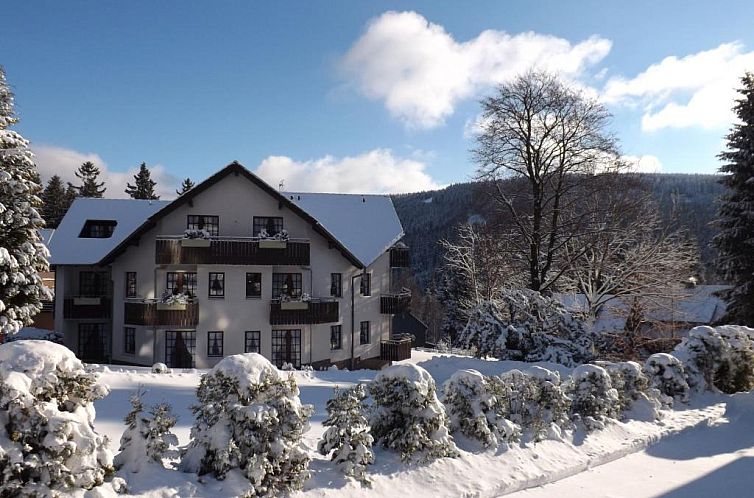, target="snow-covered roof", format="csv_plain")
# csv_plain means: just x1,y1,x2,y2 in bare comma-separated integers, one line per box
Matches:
283,192,404,267
37,228,55,246
48,198,169,265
